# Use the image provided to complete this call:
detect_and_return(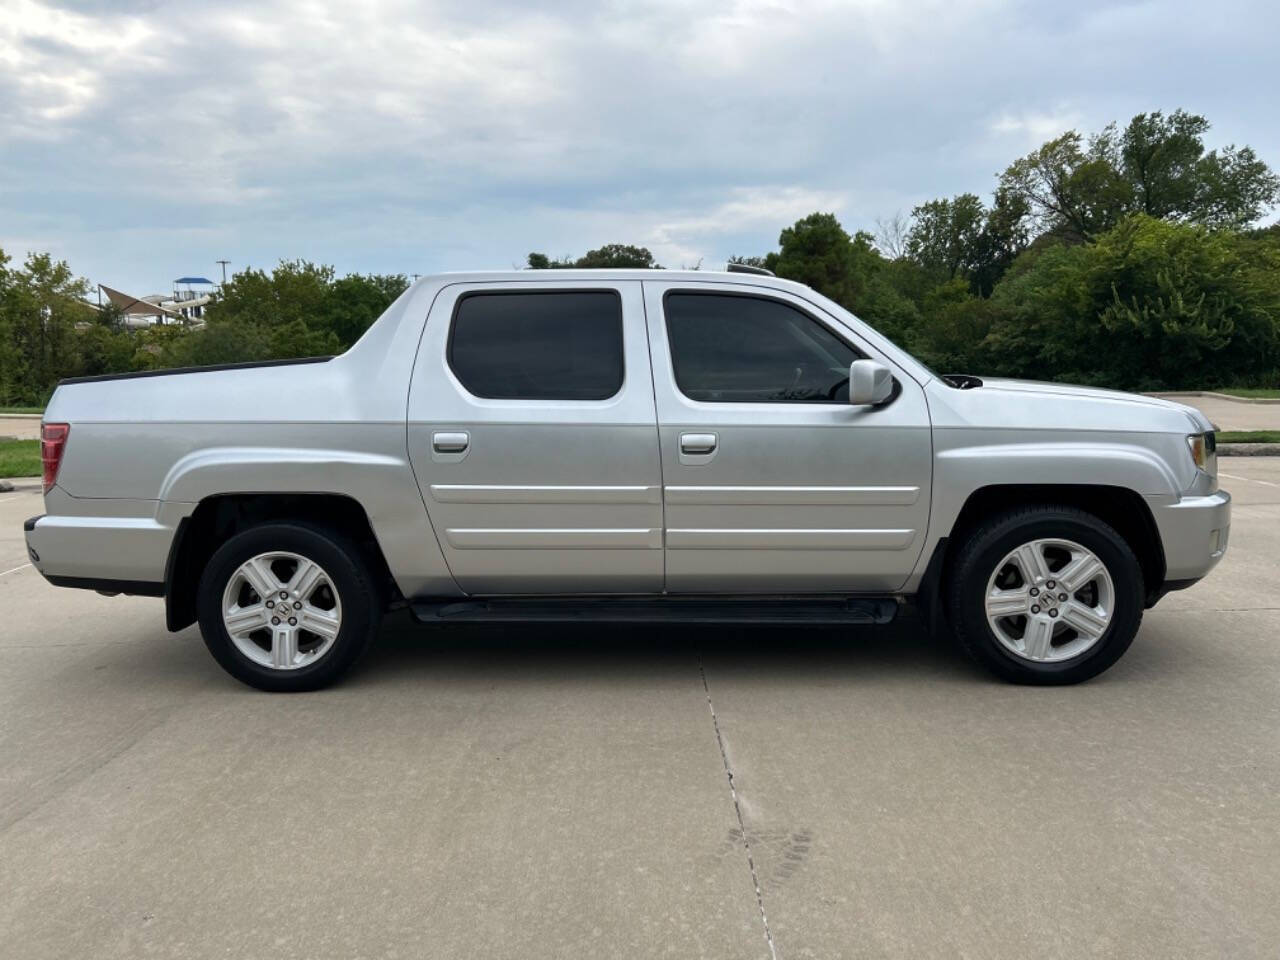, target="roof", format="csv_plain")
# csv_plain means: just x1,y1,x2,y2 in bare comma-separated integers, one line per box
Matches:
397,269,936,388
414,268,804,287
100,284,178,318
174,276,213,284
